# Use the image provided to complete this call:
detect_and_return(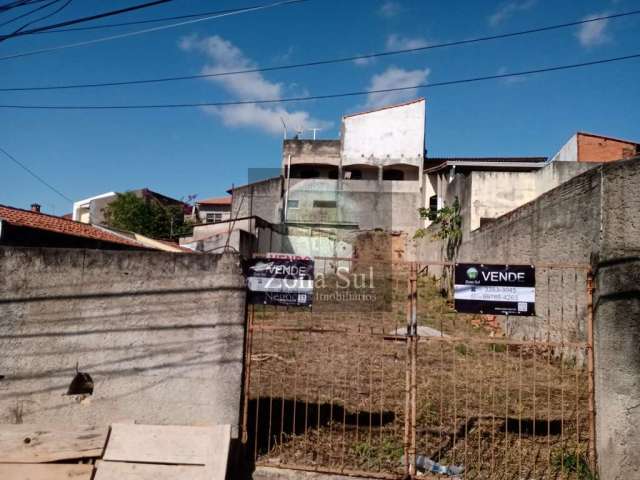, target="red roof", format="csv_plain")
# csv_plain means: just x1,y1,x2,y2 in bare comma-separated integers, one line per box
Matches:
0,204,143,248
198,196,232,206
